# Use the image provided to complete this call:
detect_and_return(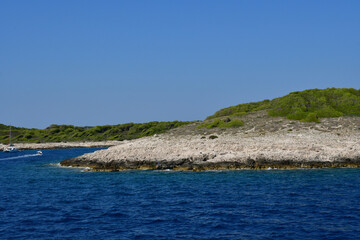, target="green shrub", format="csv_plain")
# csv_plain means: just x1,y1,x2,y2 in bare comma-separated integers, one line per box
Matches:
302,113,320,123
221,119,244,128
197,119,221,129
209,135,218,139
315,107,343,118
286,110,308,120
207,119,222,128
